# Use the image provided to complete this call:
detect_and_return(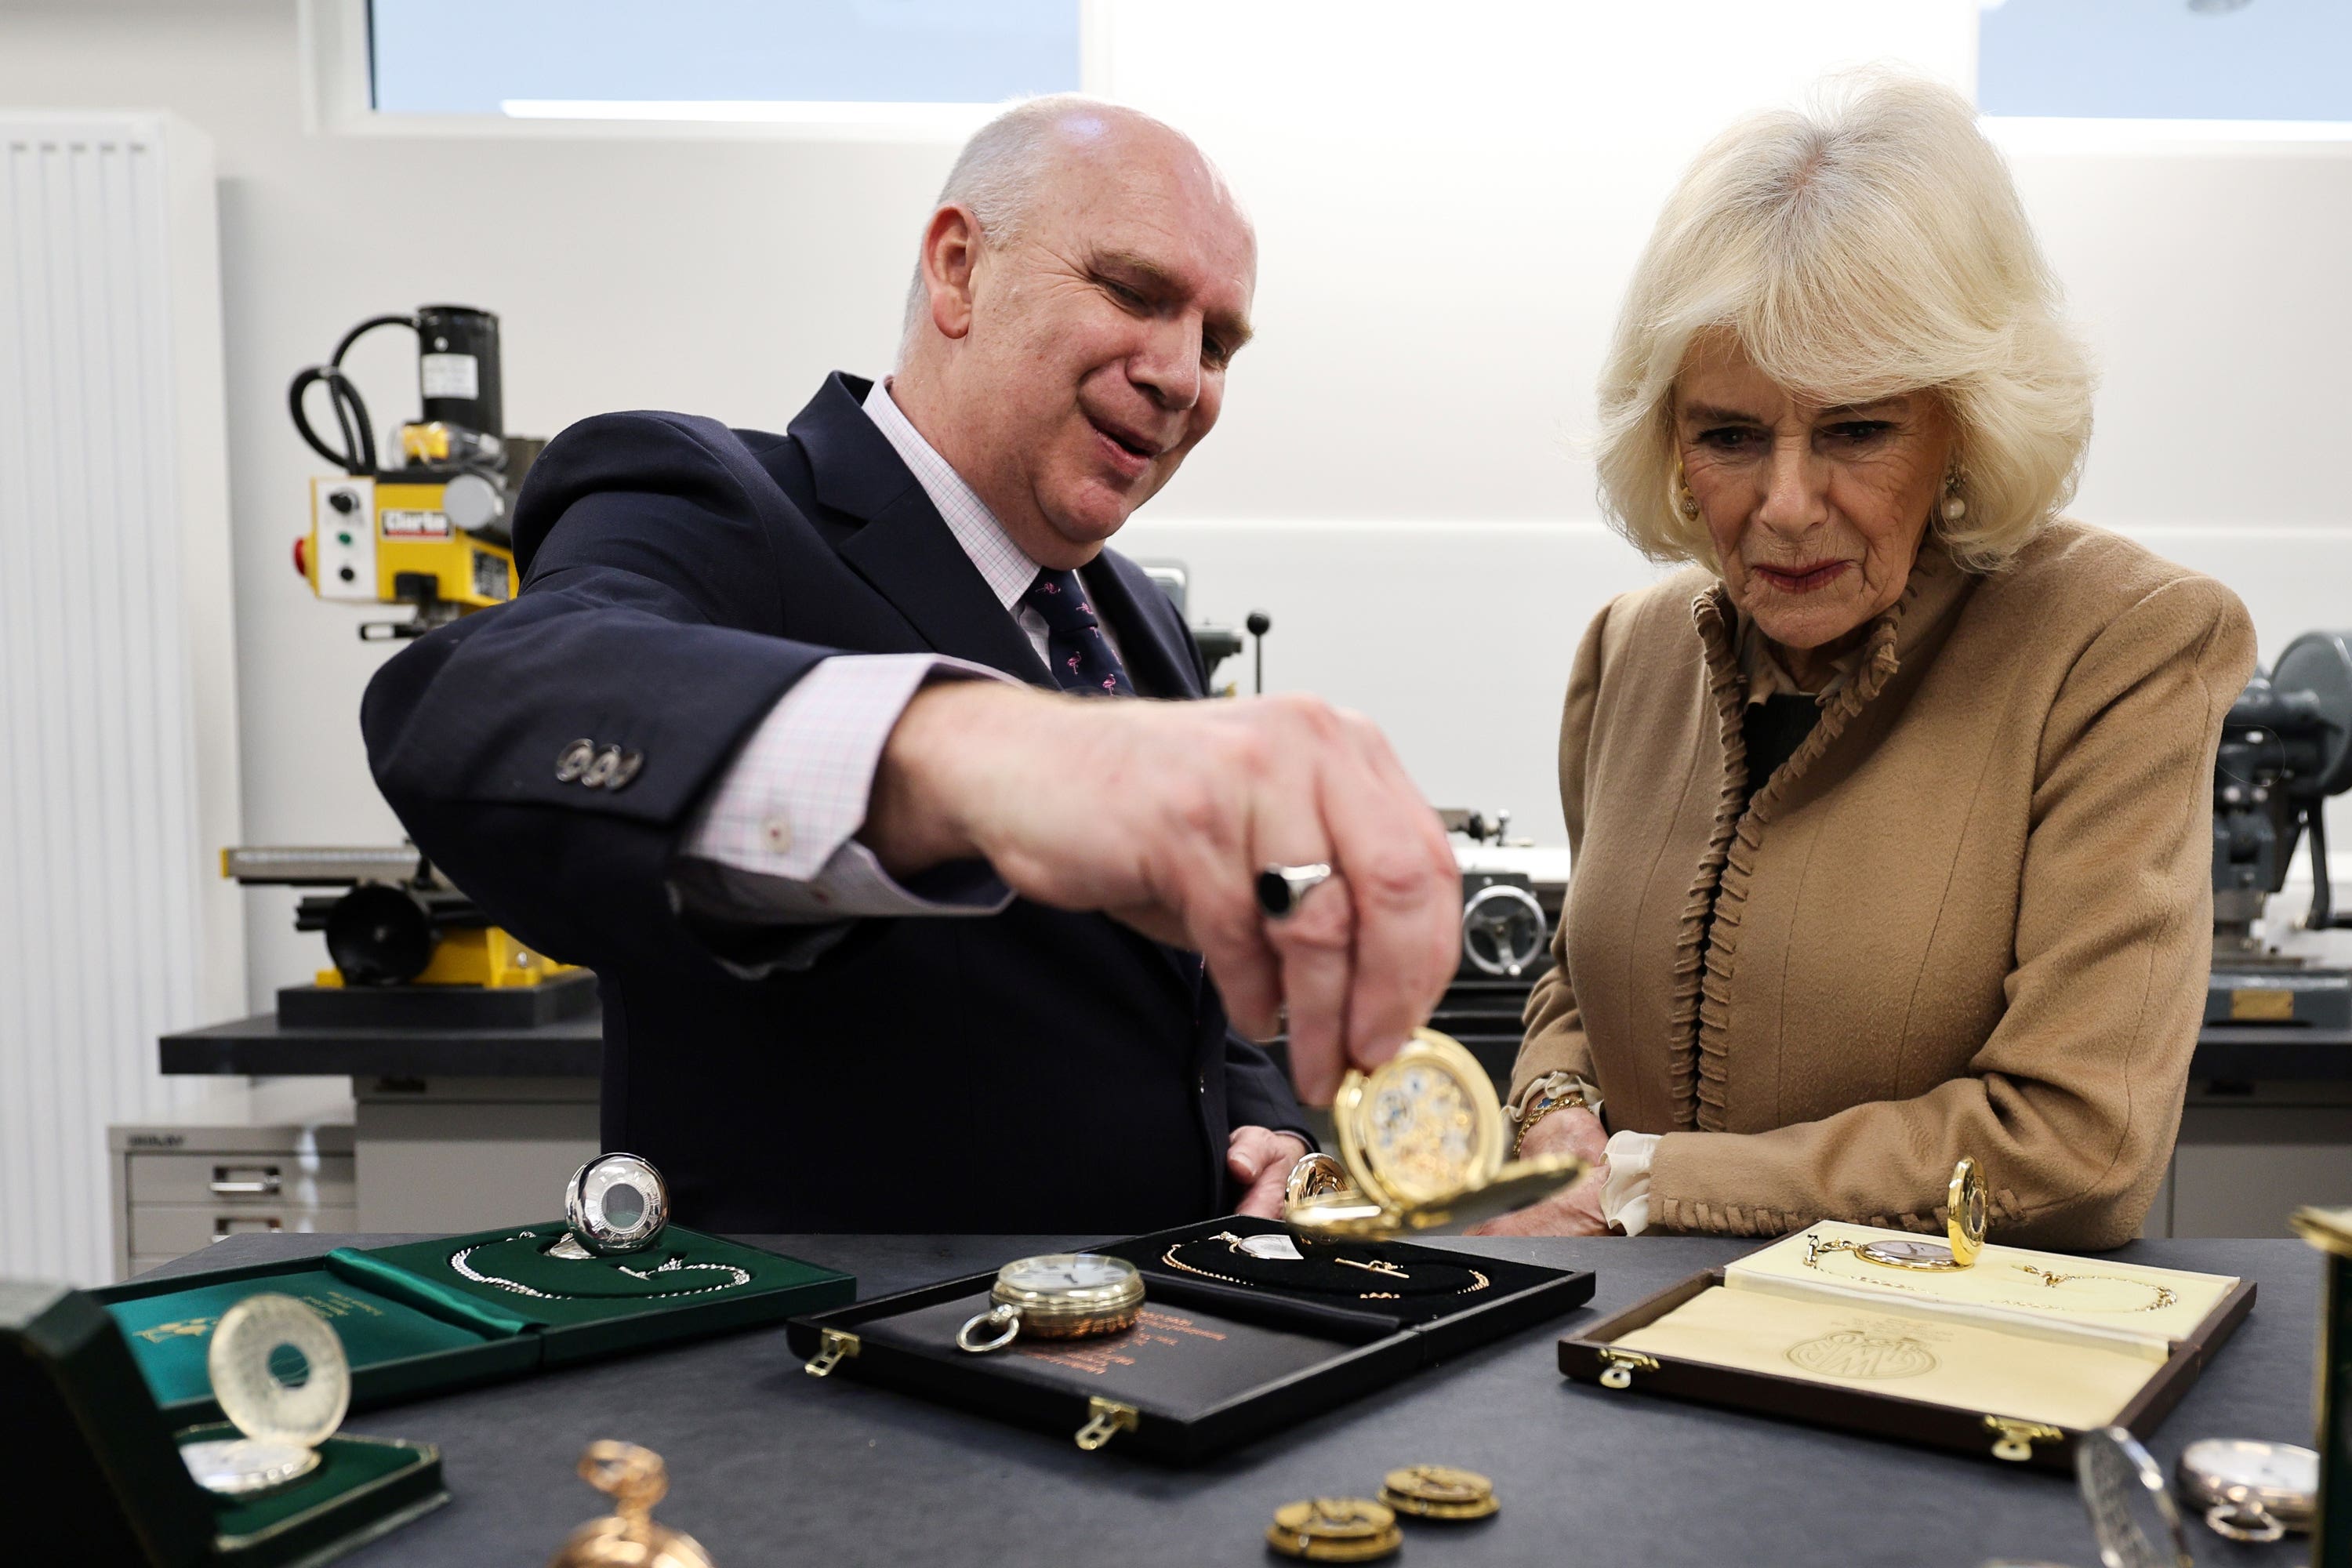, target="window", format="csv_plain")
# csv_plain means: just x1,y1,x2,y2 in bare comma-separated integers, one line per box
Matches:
367,0,1081,118
1980,0,2352,124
